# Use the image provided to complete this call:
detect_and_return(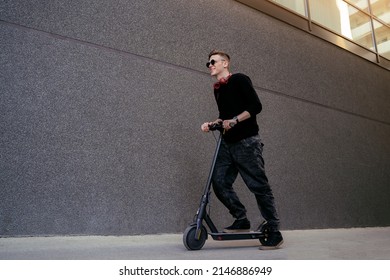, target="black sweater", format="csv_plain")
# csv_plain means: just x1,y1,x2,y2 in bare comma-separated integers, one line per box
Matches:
214,73,262,143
